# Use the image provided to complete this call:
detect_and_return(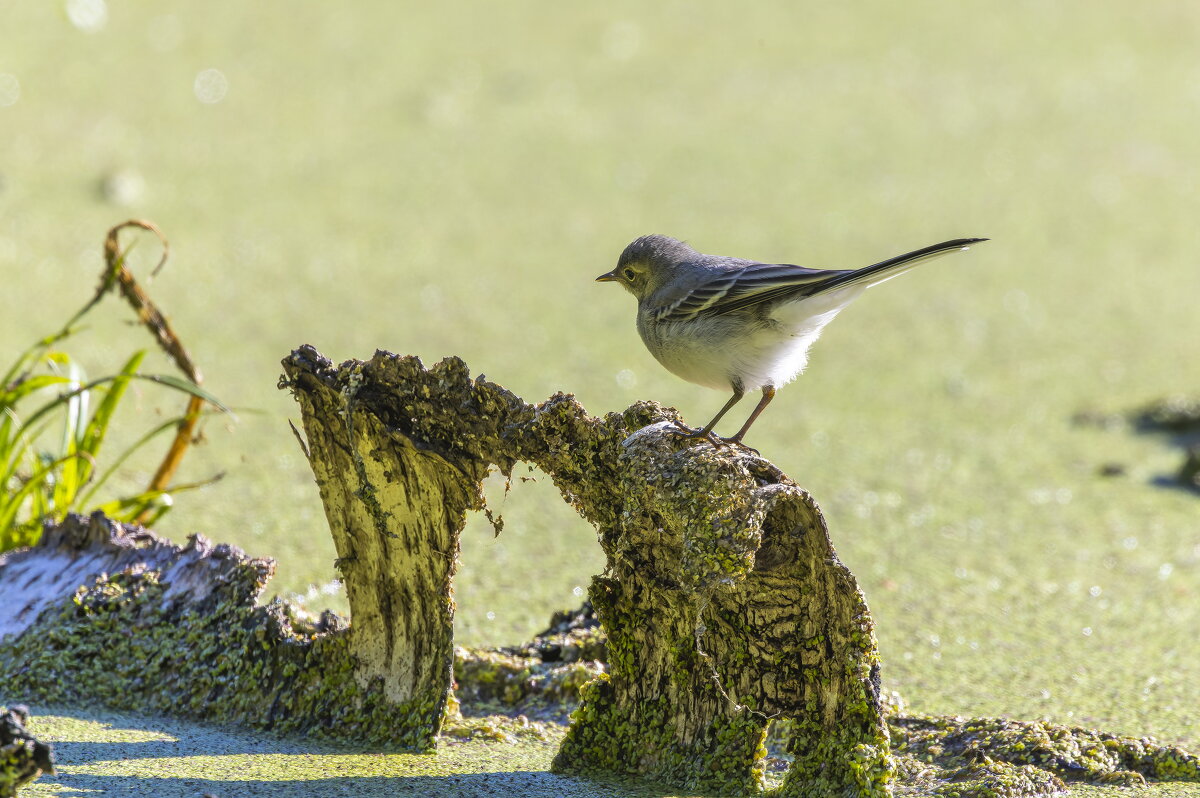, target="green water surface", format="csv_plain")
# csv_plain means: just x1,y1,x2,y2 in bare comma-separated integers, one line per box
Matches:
1,1,1196,793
